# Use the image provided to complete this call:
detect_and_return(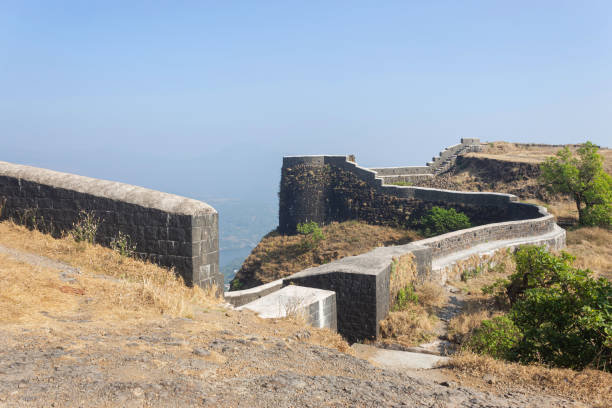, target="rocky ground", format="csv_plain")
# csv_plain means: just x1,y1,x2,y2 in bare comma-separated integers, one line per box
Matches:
0,242,585,407
0,316,580,408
